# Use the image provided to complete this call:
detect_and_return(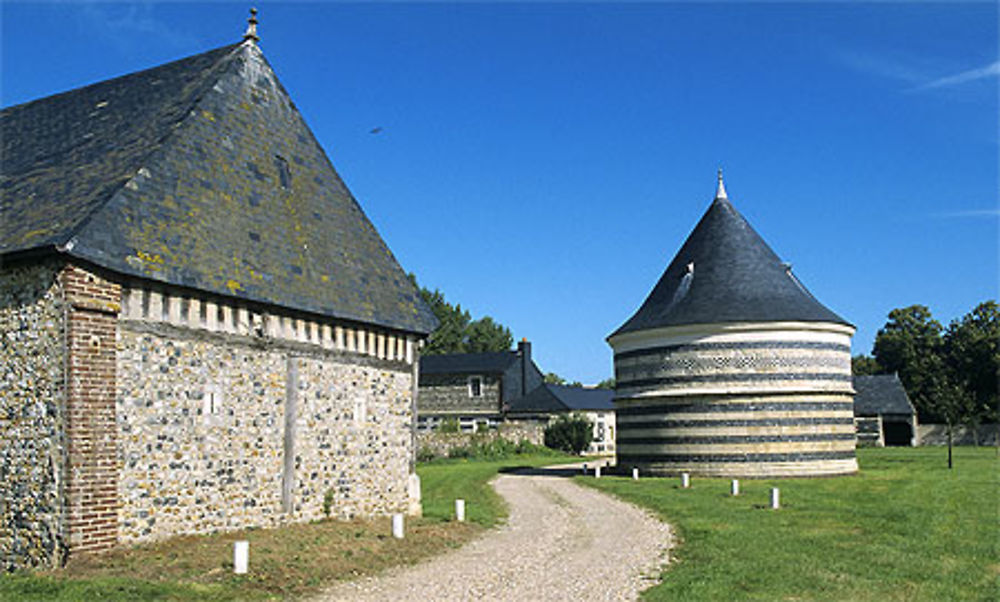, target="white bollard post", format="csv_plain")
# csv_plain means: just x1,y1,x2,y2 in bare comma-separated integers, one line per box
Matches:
770,487,780,509
455,499,466,522
392,513,405,538
681,473,690,488
731,479,740,496
632,467,639,480
595,465,601,479
233,540,249,574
